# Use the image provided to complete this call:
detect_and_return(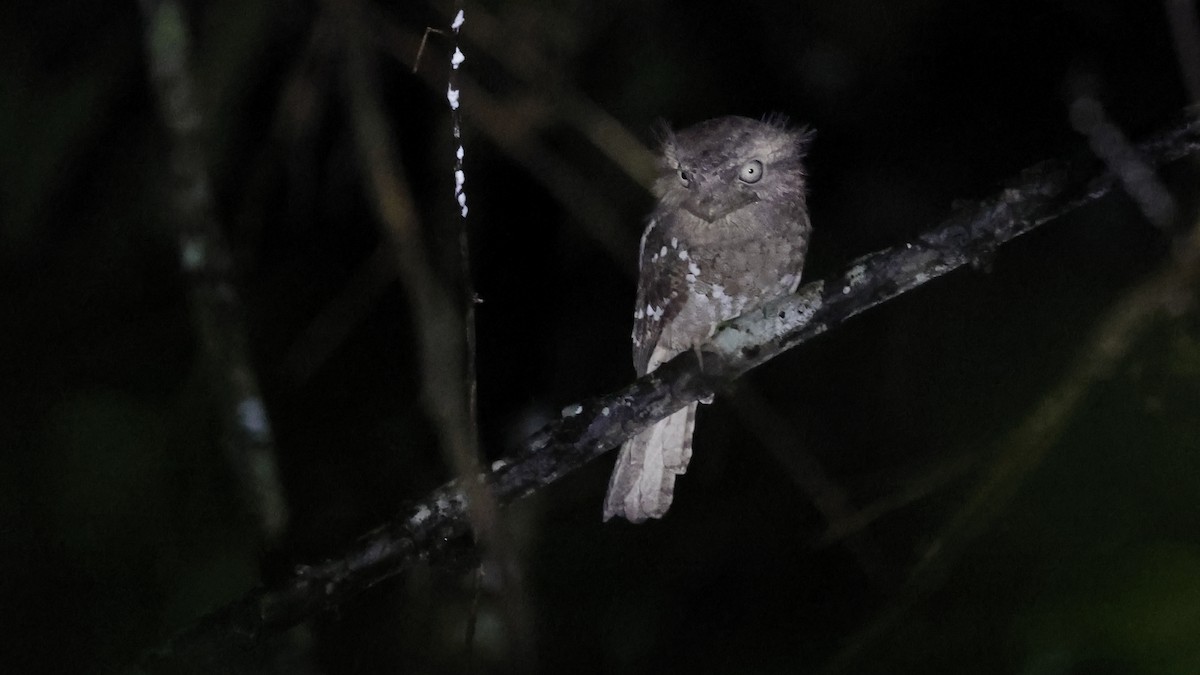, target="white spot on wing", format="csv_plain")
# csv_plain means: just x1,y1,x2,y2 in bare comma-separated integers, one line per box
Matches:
709,284,734,315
